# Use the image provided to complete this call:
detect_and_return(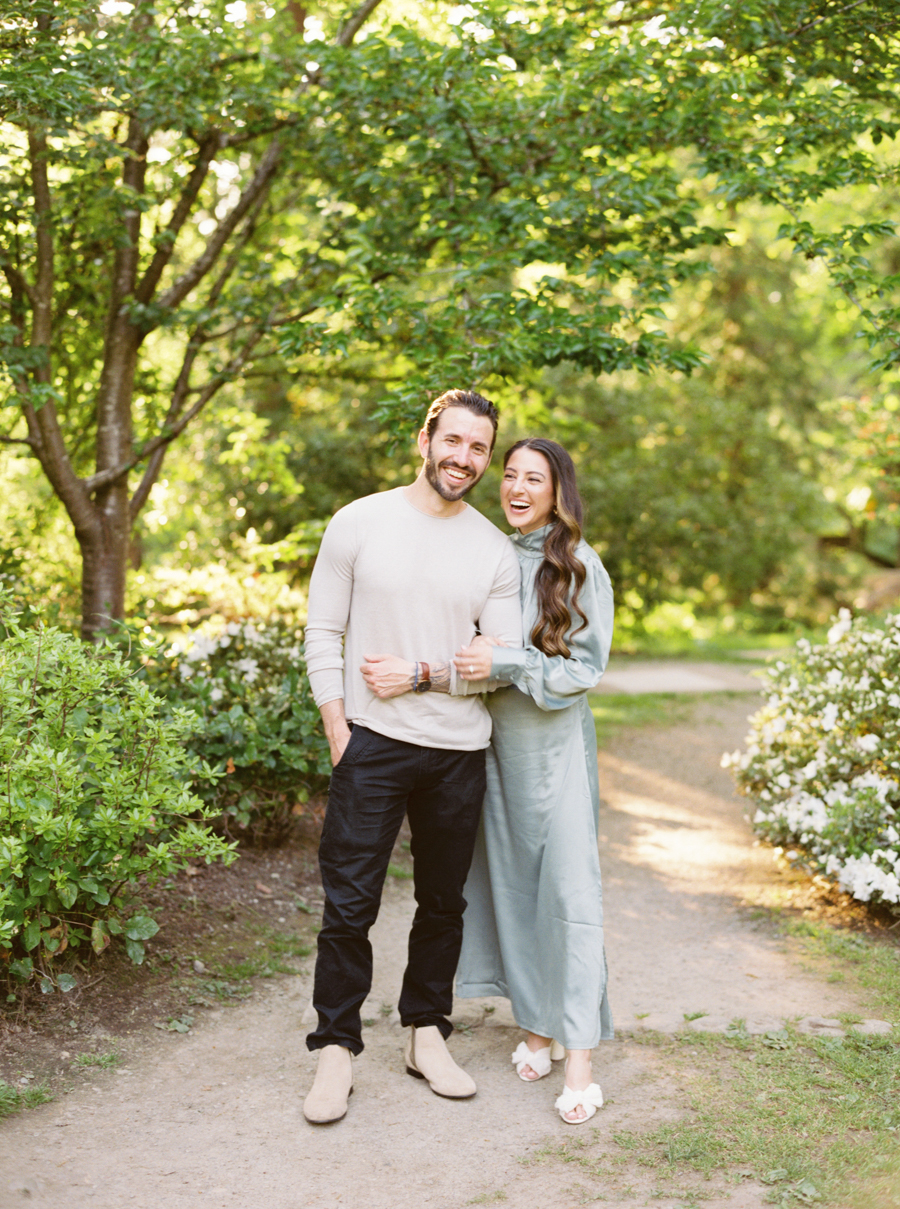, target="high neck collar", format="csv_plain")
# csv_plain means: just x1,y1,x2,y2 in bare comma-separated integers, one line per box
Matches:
511,522,553,556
